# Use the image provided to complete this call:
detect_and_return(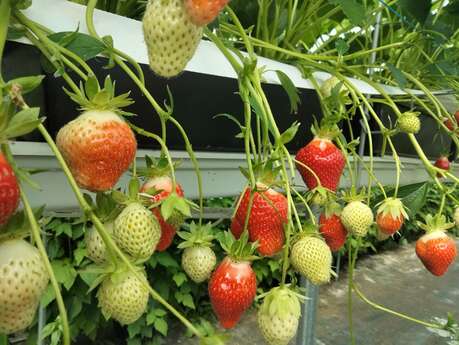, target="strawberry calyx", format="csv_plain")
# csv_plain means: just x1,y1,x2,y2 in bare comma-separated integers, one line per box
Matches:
294,221,321,242
311,124,341,142
376,197,409,220
323,201,342,219
84,192,121,224
137,155,179,179
258,285,302,320
64,75,134,116
417,214,455,234
218,231,258,262
341,187,366,203
177,221,215,249
308,186,332,206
